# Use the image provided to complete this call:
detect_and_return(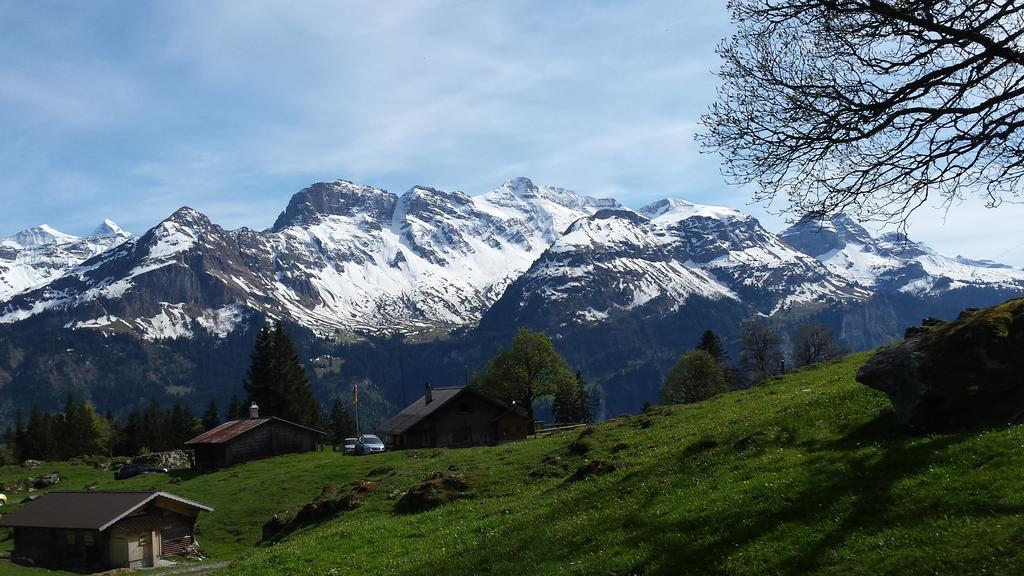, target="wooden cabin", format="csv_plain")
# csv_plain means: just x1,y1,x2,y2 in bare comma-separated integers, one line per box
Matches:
185,404,325,470
379,385,530,449
0,491,212,571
